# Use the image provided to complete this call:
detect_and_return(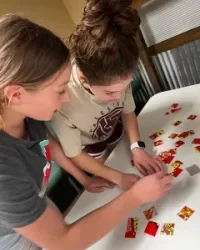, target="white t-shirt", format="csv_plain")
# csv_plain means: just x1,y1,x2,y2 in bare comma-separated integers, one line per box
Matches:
51,62,136,157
